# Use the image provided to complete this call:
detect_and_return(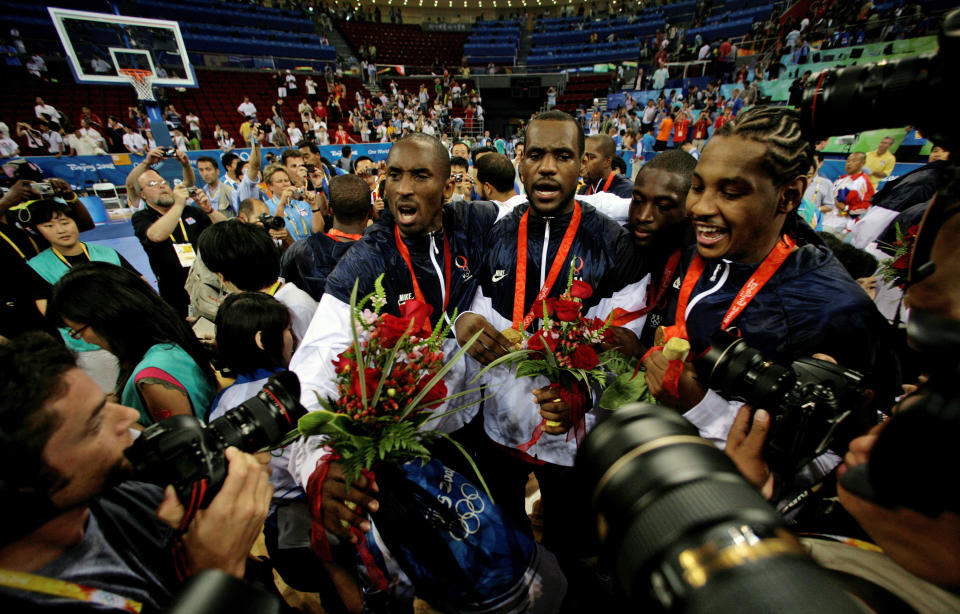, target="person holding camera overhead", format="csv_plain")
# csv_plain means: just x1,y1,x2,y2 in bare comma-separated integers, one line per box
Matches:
127,147,226,317
47,262,217,427
238,124,323,241
638,106,899,473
